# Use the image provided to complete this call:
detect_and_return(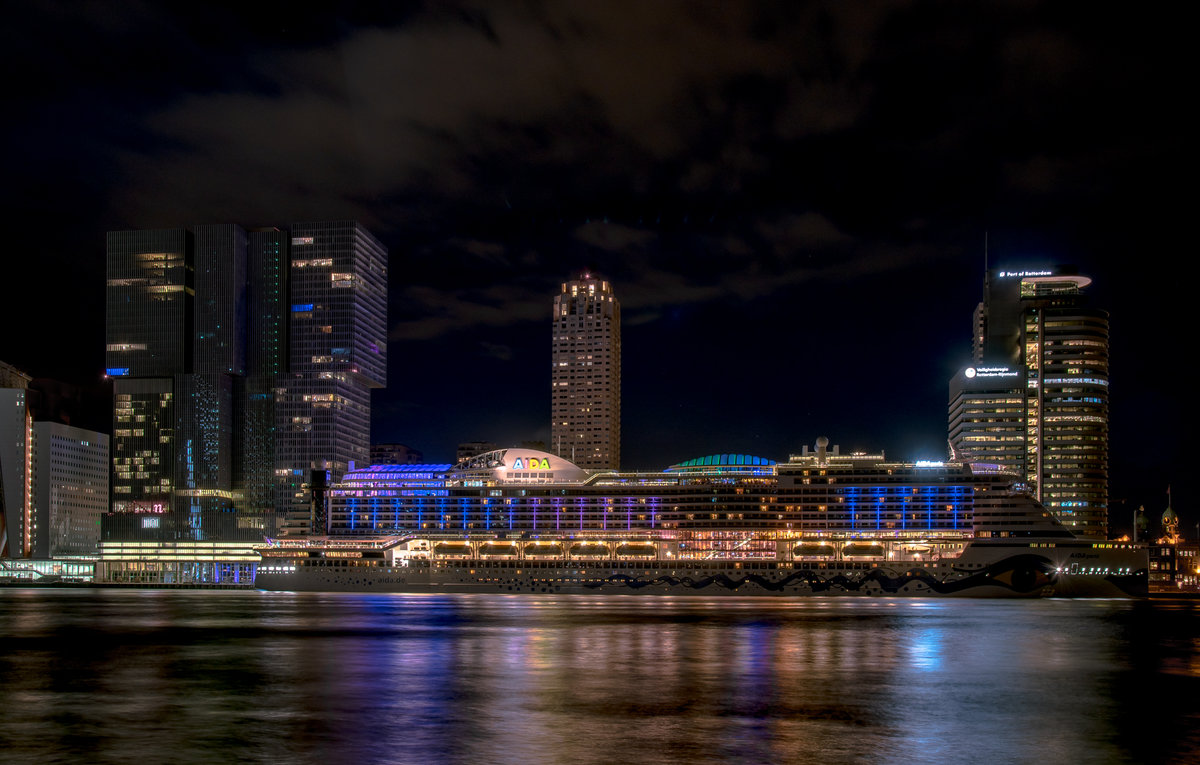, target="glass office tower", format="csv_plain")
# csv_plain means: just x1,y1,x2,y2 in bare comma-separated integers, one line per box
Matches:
106,228,192,520
106,221,386,539
949,268,1109,538
275,222,388,534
